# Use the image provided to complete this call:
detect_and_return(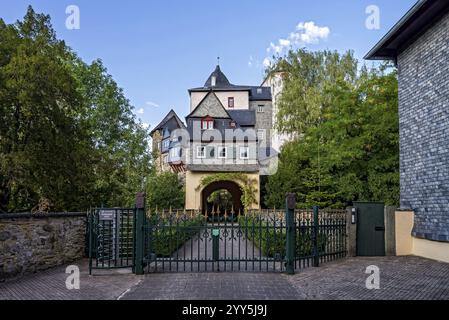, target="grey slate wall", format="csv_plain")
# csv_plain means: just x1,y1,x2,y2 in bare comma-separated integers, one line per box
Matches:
250,101,273,148
397,11,449,242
